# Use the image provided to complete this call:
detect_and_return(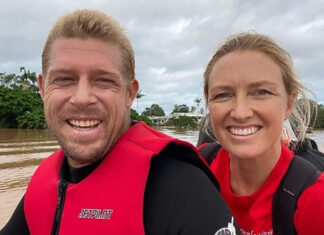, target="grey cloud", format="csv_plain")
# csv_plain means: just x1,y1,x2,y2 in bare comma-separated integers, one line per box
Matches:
1,0,324,114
